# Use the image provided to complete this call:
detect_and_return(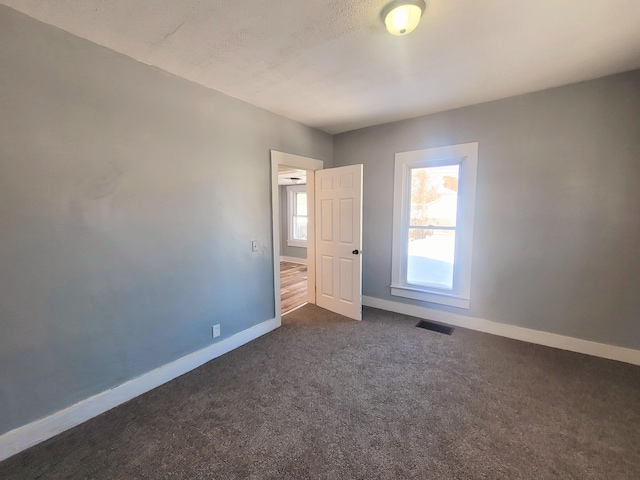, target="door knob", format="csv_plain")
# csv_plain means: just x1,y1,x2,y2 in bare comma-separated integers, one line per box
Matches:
352,249,360,255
